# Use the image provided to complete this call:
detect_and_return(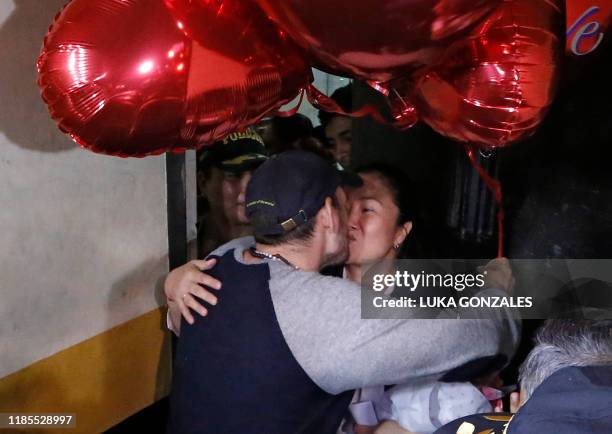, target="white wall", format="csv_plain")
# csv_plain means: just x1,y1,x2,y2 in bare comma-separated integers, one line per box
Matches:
281,69,351,125
0,0,170,378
